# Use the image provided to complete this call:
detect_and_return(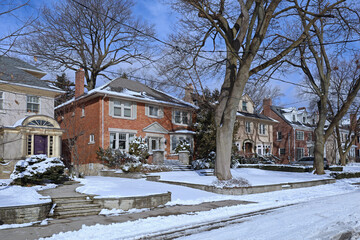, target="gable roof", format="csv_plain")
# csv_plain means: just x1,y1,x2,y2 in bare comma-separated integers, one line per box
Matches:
237,111,277,123
270,105,315,129
0,56,62,93
56,77,197,110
